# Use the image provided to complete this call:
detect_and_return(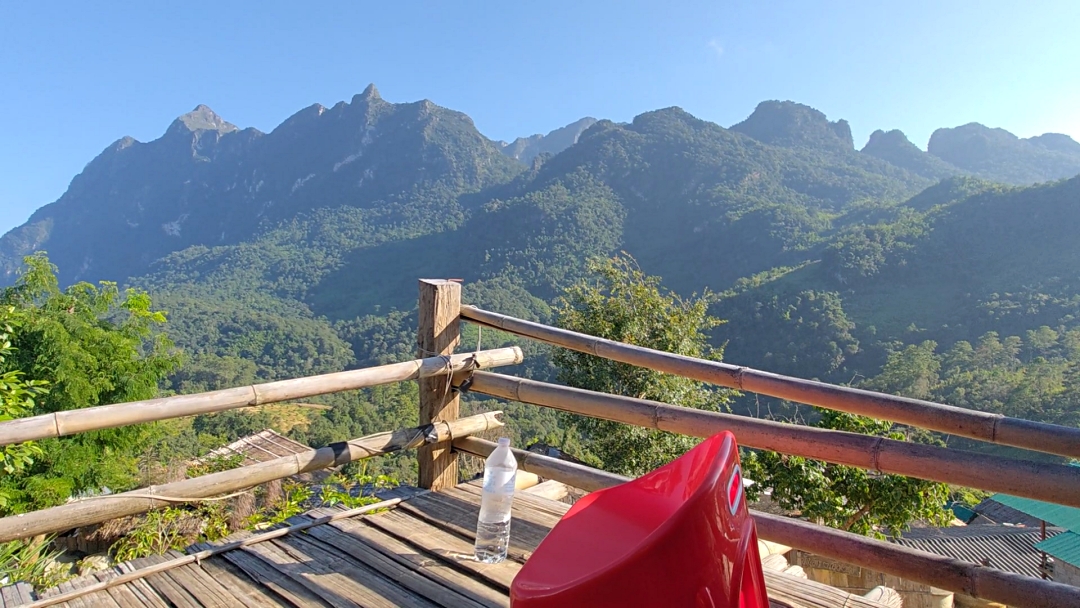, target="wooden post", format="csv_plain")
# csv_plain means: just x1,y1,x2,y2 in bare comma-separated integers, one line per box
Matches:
418,279,462,490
